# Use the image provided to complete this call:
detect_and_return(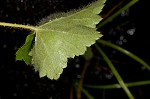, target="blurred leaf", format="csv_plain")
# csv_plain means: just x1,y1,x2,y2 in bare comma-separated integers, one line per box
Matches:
83,47,93,60
16,33,34,65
